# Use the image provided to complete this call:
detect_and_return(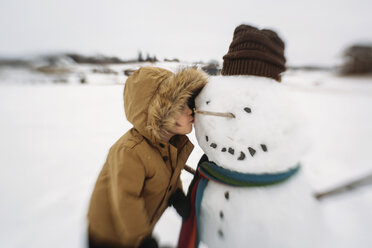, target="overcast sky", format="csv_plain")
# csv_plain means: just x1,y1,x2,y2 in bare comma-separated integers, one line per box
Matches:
0,0,371,66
